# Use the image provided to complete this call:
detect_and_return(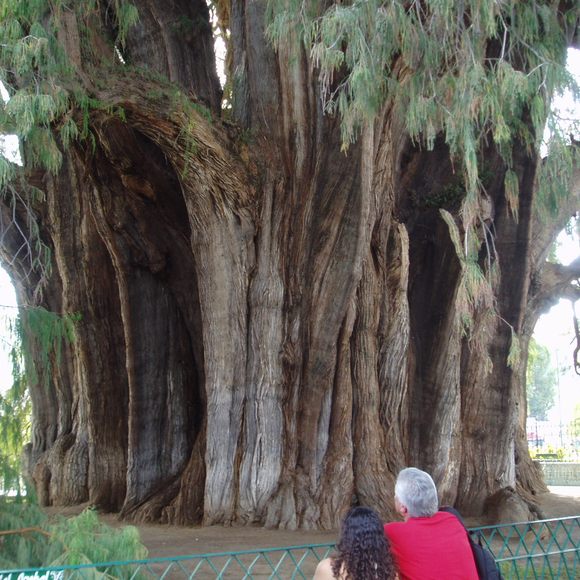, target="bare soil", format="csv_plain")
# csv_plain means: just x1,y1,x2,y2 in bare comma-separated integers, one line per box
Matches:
46,487,580,559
